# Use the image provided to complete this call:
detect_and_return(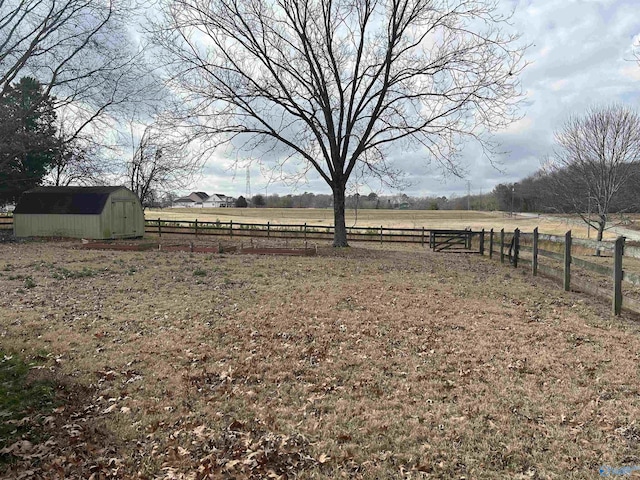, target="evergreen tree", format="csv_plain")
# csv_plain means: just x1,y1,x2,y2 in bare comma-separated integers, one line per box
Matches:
0,77,58,203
